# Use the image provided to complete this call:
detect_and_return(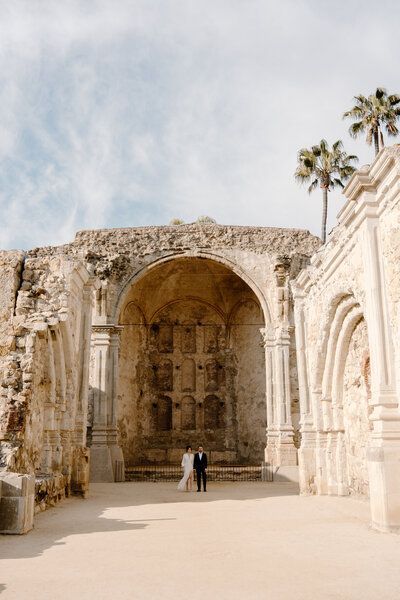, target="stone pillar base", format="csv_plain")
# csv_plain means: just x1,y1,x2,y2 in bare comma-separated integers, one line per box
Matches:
298,444,317,494
315,432,328,495
109,445,125,482
368,444,400,533
89,444,125,483
89,445,115,482
0,472,35,535
265,437,298,467
71,447,90,497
